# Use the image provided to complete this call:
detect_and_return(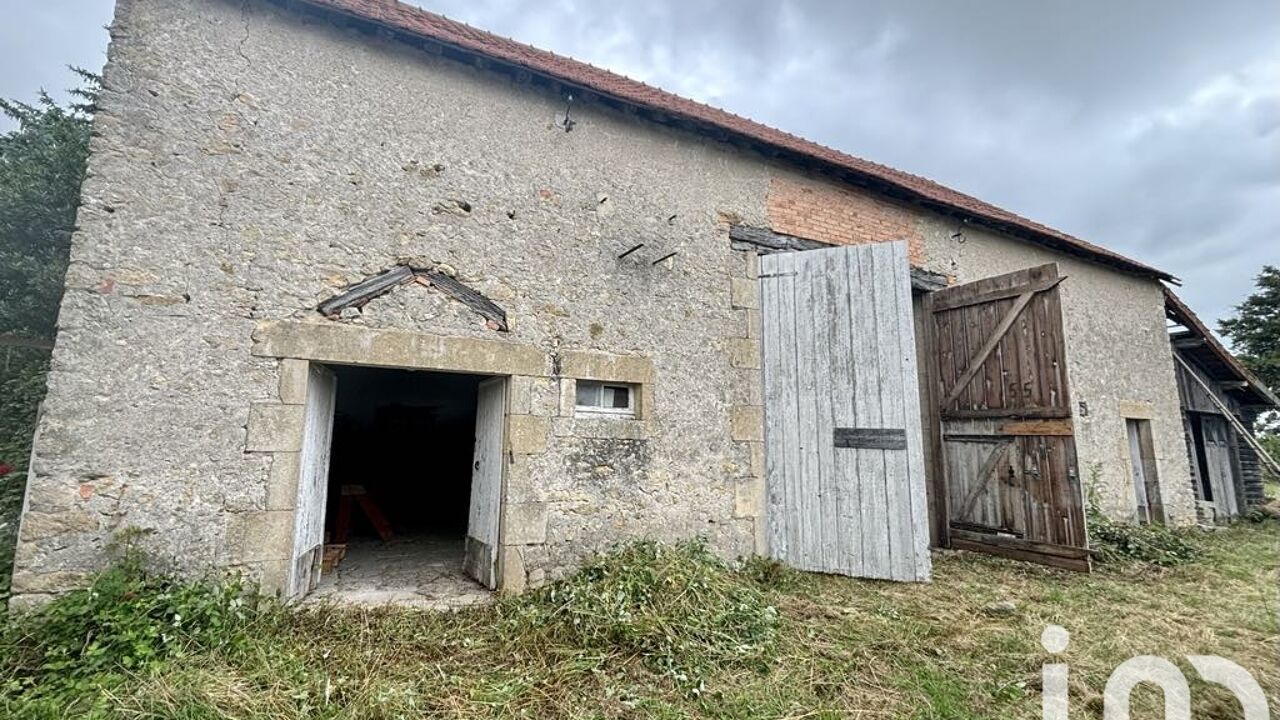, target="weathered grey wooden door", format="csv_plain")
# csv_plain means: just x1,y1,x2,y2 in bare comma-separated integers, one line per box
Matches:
924,263,1090,571
760,241,932,582
1126,419,1163,523
288,363,337,599
1200,415,1239,518
464,377,506,589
